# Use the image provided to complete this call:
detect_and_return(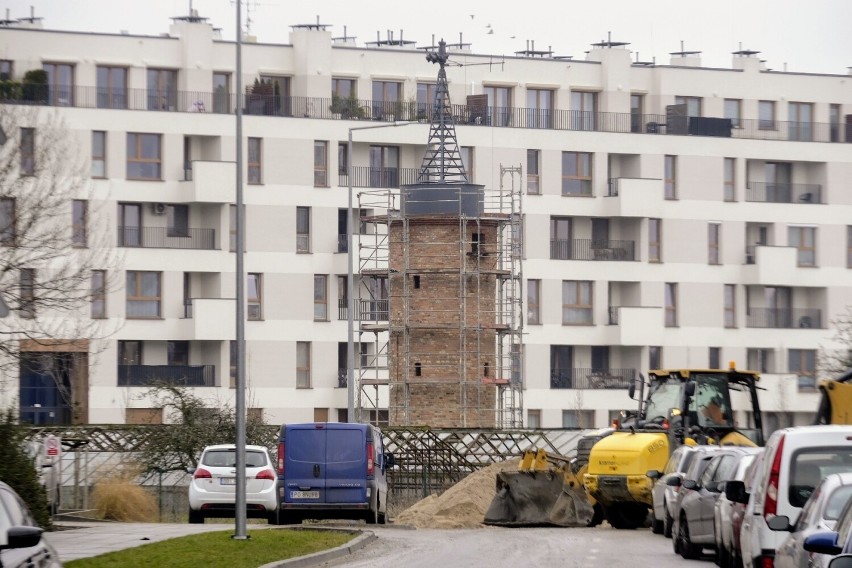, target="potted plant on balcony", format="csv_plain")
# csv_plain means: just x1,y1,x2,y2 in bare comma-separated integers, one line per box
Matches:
0,78,22,101
329,93,365,120
246,78,273,115
22,69,47,103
